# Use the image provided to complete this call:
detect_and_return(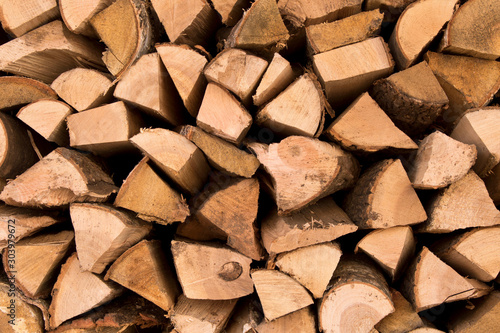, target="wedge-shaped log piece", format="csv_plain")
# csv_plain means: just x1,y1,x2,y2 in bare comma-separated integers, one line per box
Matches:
401,247,490,312
249,137,359,215
197,83,252,145
67,101,143,156
261,197,357,254
448,291,500,333
224,295,262,333
252,269,313,321
451,107,500,177
156,43,208,117
130,128,210,195
433,226,500,282
70,203,152,274
306,9,383,54
180,125,259,178
0,0,59,37
17,99,73,146
204,48,268,105
105,240,180,311
51,68,114,112
3,230,74,299
114,158,190,224
319,255,394,333
325,92,417,153
439,0,500,60
370,61,449,135
171,294,237,333
275,242,342,298
152,0,220,47
408,131,476,189
60,0,114,36
212,0,250,26
48,253,123,329
313,37,394,108
255,307,316,333
485,163,500,205
355,226,415,282
114,52,185,125
364,0,417,22
90,0,153,77
0,20,105,83
256,73,325,137
0,148,117,208
0,76,57,111
375,289,425,333
344,159,427,229
171,240,253,300
389,0,457,70
278,0,362,26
